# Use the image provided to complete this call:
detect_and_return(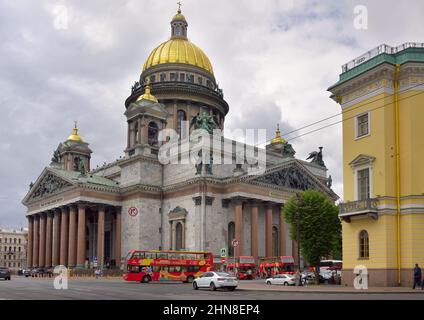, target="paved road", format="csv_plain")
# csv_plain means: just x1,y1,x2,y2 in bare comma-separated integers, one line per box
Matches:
0,277,423,300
